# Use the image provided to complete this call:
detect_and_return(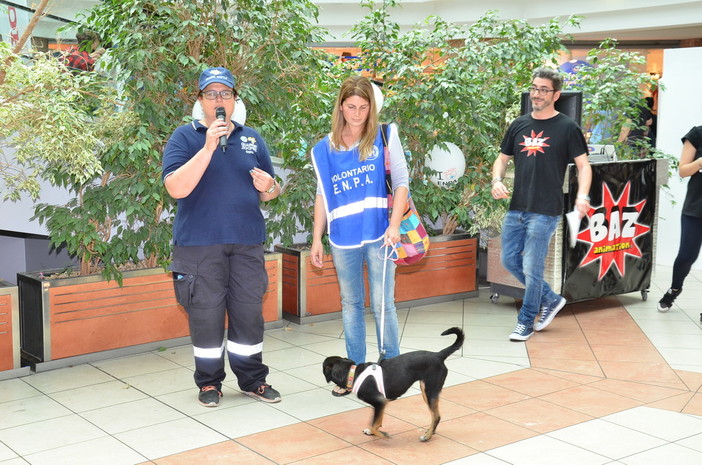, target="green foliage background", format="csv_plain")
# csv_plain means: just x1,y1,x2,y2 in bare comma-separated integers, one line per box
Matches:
2,0,665,279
